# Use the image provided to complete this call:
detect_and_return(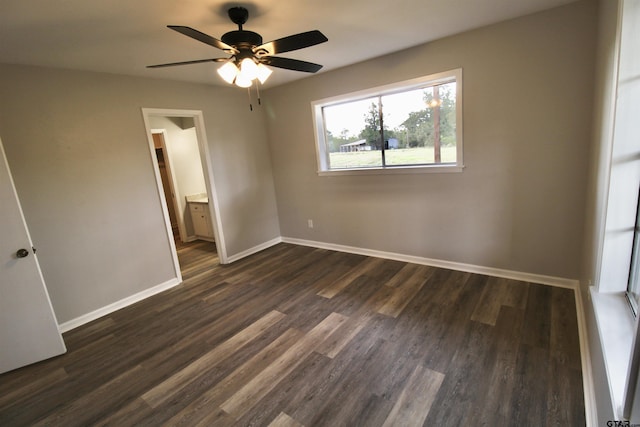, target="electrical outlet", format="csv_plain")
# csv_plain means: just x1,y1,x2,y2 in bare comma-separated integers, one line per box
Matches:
308,219,314,228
